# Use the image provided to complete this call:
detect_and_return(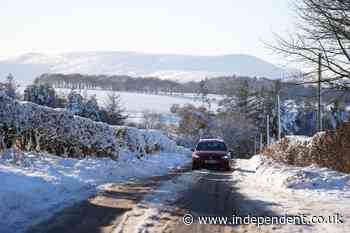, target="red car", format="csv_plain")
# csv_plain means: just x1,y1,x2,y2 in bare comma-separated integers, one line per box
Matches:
192,139,231,171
